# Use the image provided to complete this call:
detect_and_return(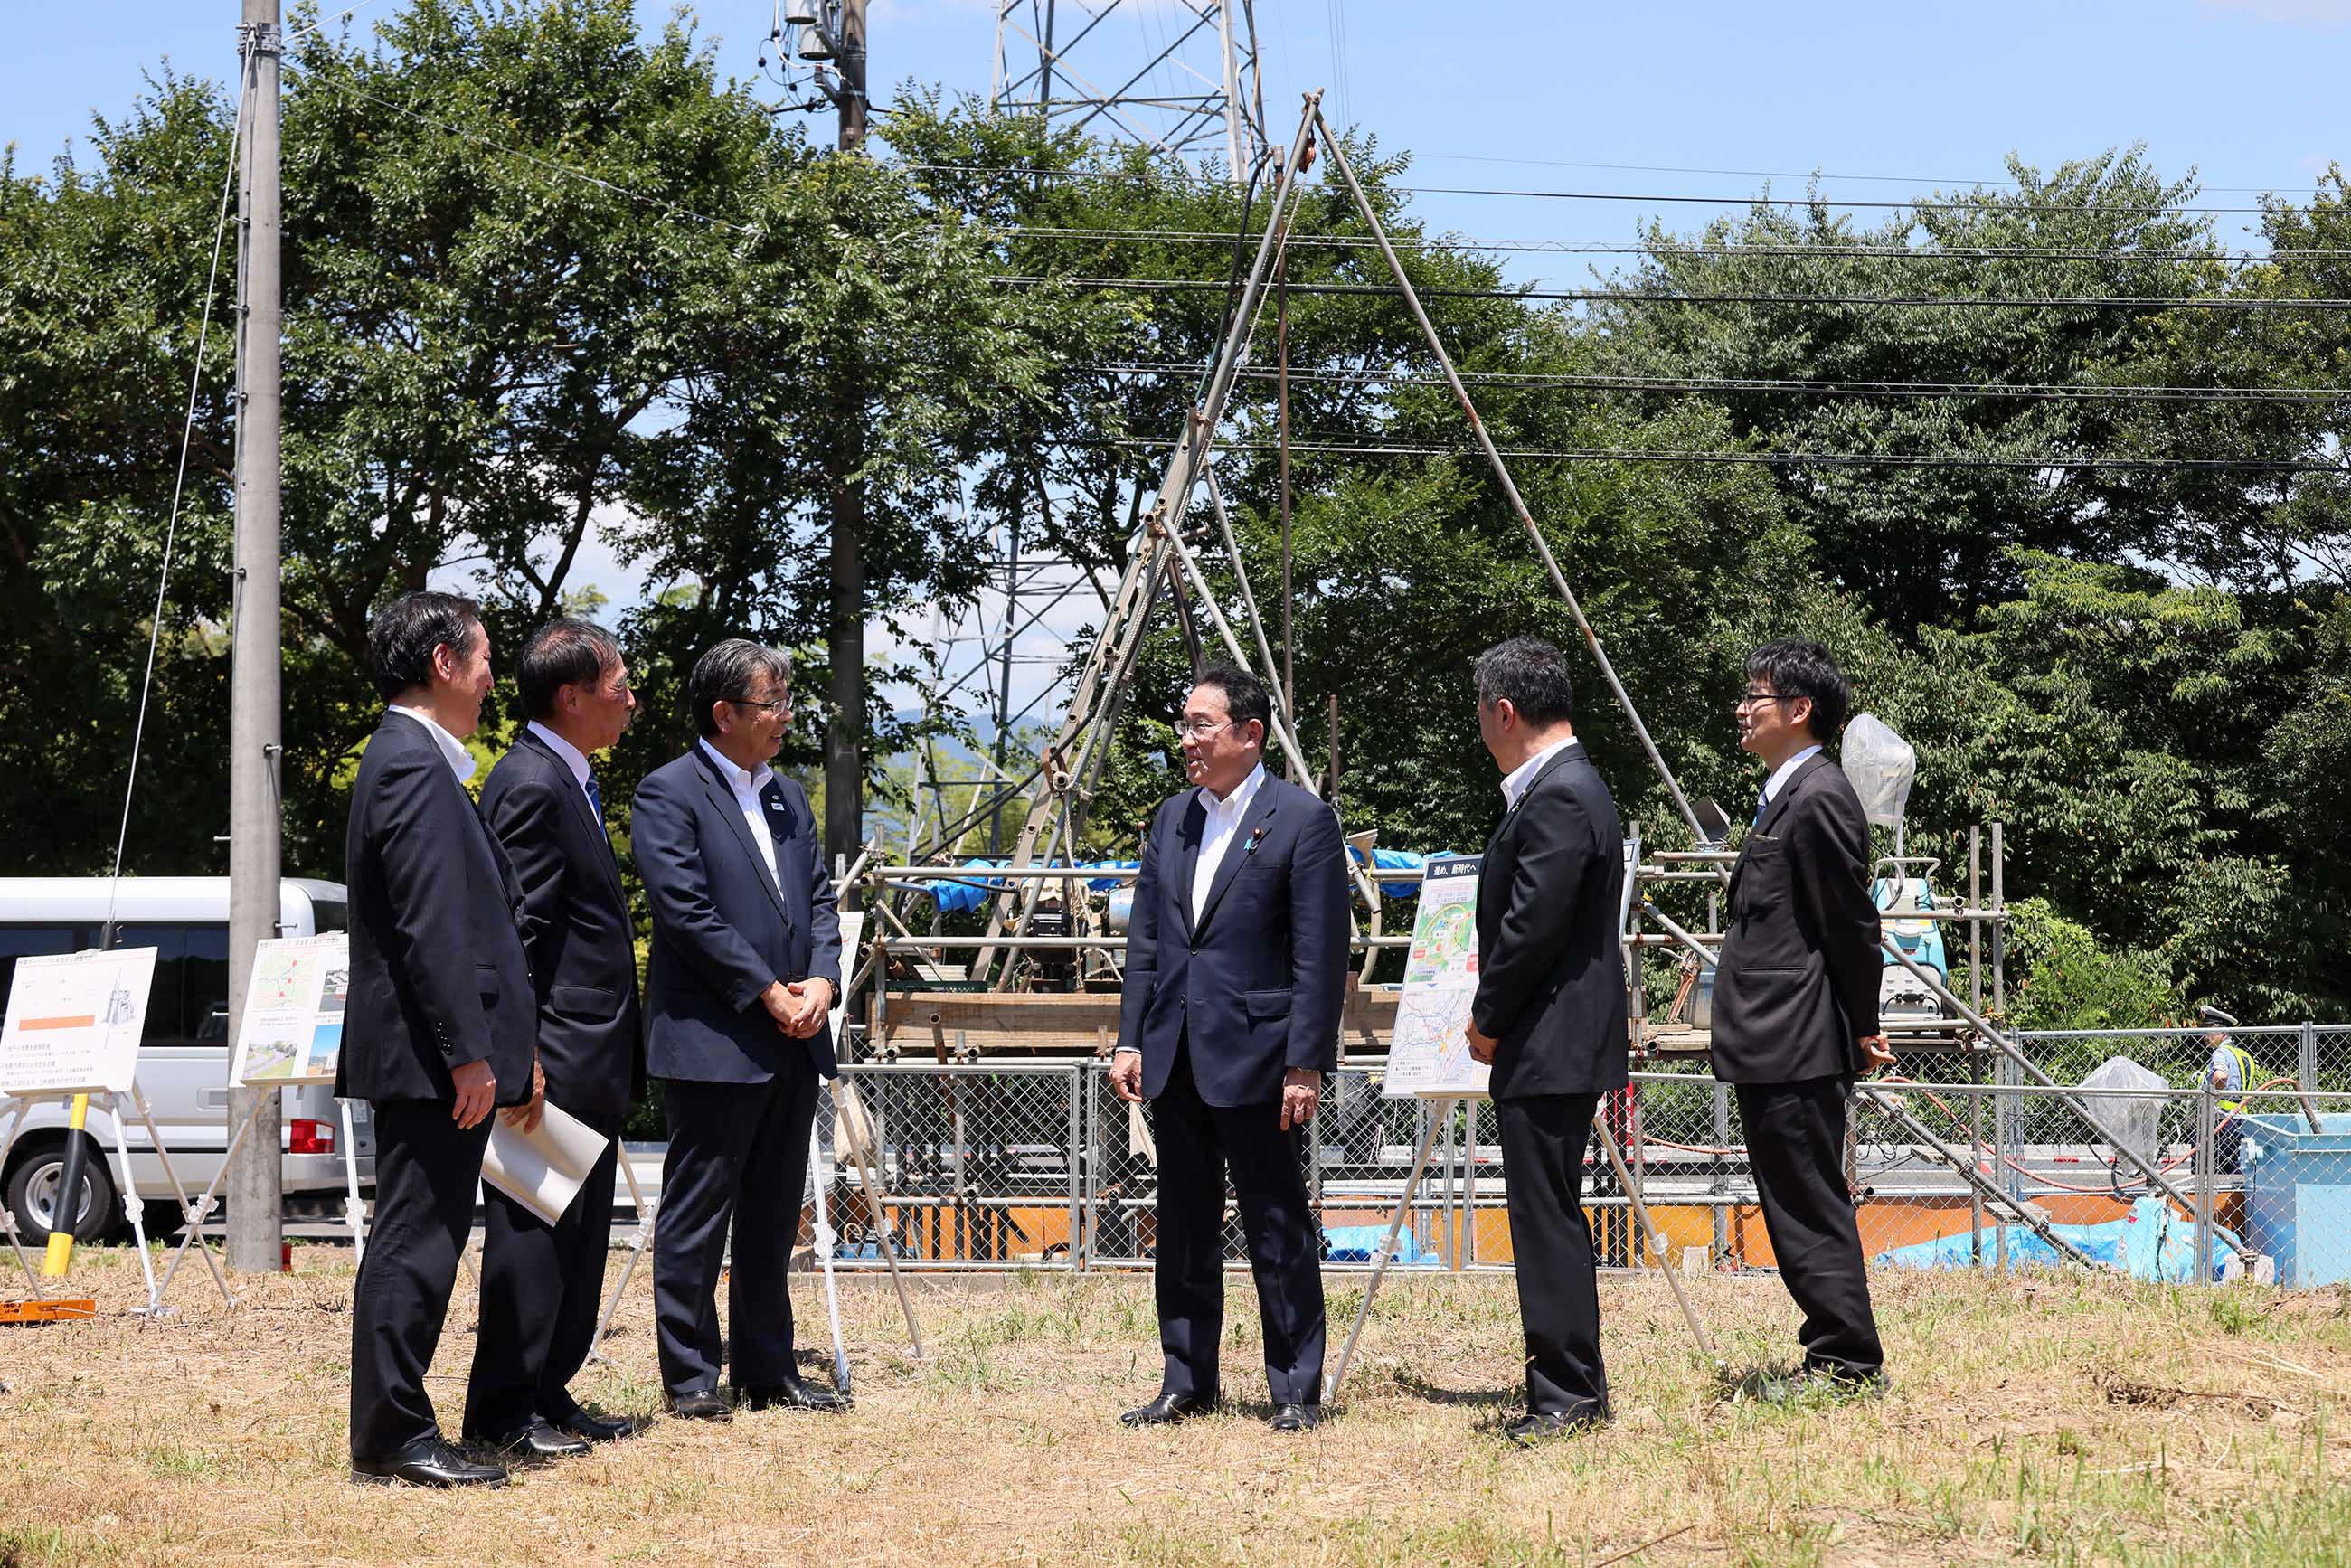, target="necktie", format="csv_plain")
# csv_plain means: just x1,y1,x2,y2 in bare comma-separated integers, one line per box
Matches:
585,772,605,823
1751,789,1770,830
